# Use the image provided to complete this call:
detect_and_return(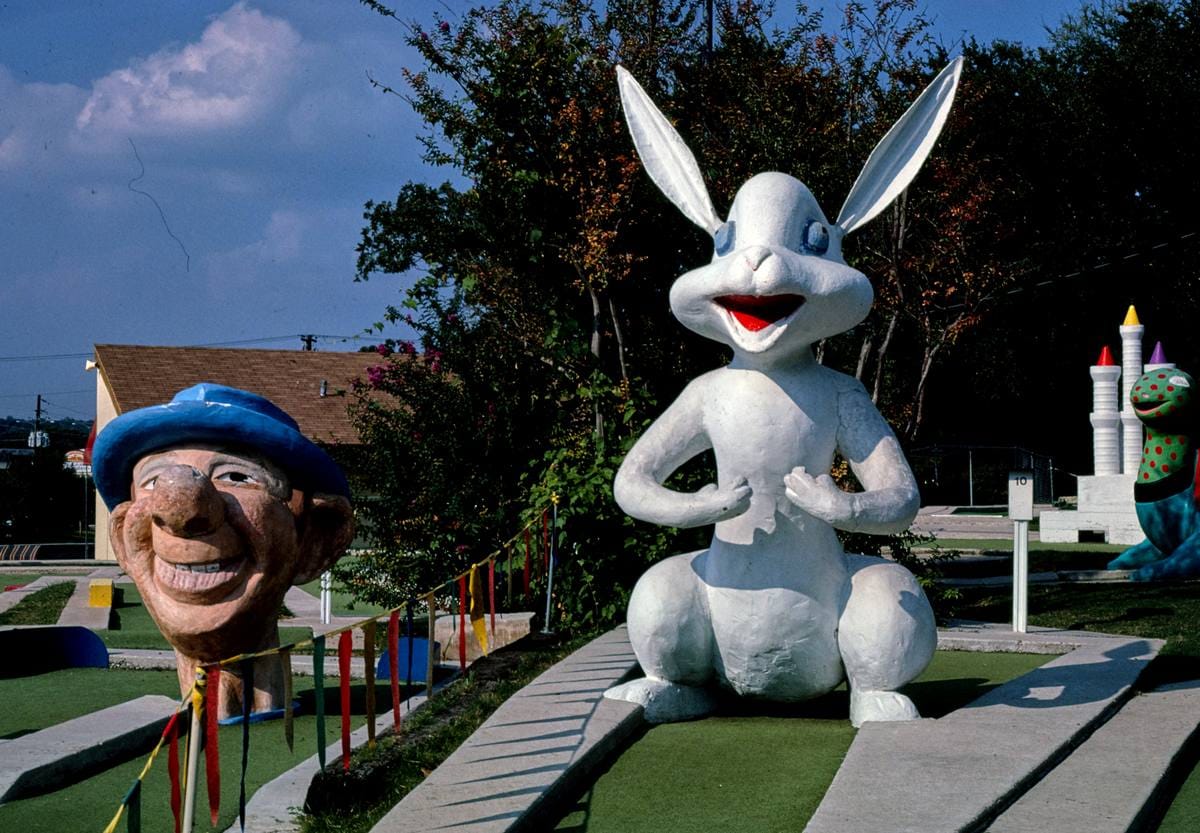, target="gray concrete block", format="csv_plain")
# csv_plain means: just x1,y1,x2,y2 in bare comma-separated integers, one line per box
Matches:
57,578,111,629
369,626,641,833
0,694,178,803
805,629,1162,833
987,682,1200,833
